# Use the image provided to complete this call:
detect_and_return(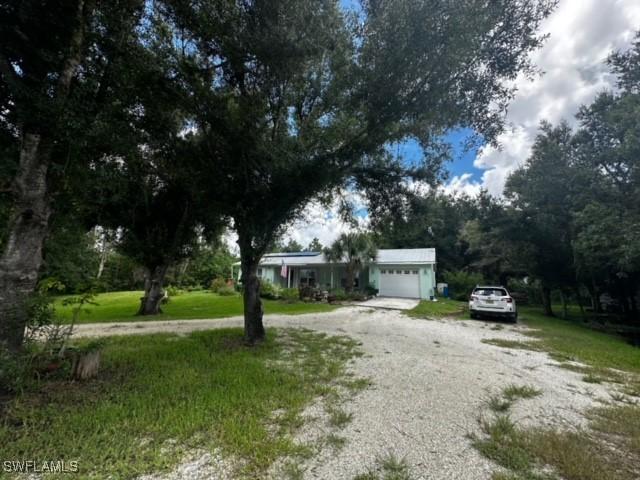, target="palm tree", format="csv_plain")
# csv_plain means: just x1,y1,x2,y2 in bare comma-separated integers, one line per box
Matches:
324,233,377,293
